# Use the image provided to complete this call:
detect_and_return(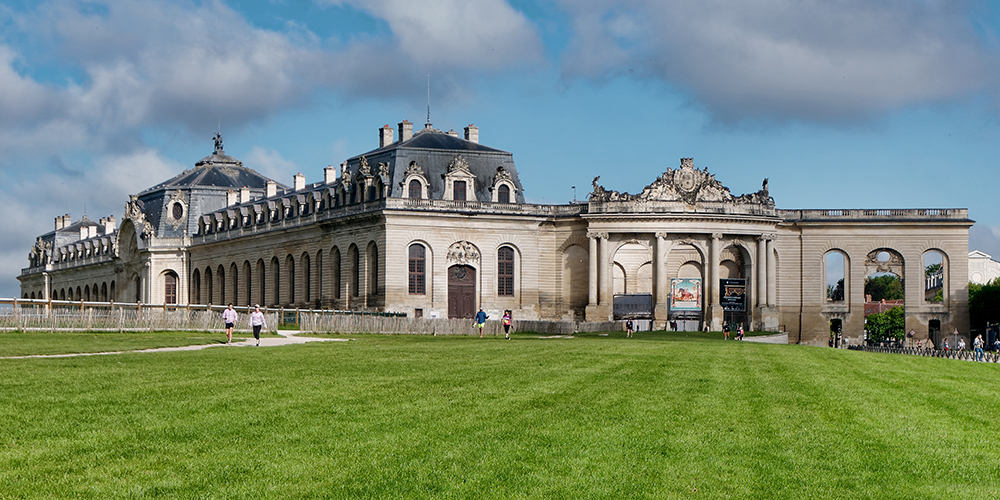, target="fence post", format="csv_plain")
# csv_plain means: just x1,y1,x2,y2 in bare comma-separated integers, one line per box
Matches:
13,298,19,332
